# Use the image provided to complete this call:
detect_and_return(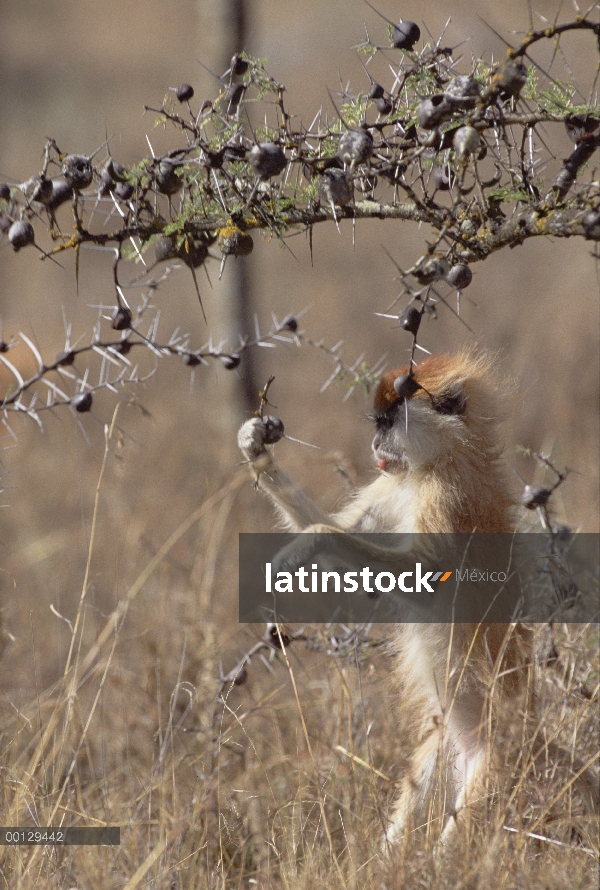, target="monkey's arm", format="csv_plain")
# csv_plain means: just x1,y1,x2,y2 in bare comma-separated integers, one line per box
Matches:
238,417,340,531
238,418,431,572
